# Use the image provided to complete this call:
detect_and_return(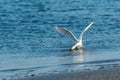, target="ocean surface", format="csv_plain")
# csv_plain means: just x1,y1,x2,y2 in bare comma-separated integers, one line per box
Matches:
0,0,120,79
